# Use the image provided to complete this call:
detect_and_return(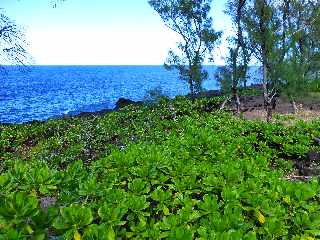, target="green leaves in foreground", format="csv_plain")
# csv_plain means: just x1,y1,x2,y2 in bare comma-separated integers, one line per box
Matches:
53,204,93,239
0,193,41,239
0,96,320,239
